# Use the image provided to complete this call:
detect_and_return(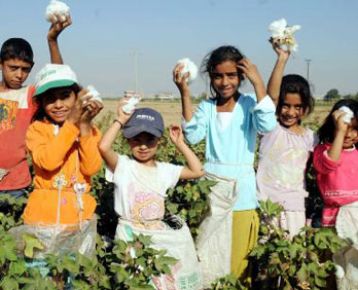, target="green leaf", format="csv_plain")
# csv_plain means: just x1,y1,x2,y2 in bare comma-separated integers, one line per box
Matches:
22,234,44,258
